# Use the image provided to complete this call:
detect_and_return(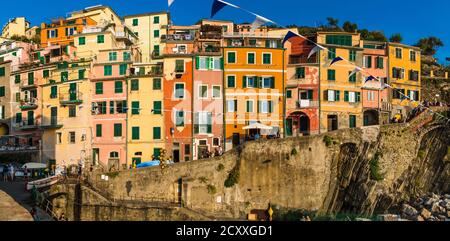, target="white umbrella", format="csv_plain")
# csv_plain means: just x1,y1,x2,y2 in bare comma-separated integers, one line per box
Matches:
22,162,47,169
242,123,273,130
